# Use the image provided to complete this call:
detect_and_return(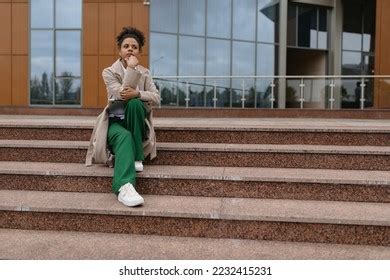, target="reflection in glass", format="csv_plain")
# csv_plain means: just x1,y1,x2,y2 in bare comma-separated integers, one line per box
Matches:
31,0,53,28
258,0,279,43
363,0,376,52
207,0,231,39
232,41,255,107
150,0,178,33
342,1,362,51
56,31,81,77
286,79,300,108
206,39,231,88
233,0,256,41
232,41,255,87
287,3,297,46
318,8,327,49
179,36,205,76
179,0,205,36
179,36,205,106
205,84,231,108
341,79,361,108
257,44,277,108
56,0,82,28
30,31,54,105
156,80,179,107
298,6,317,48
177,80,205,107
150,33,177,76
55,78,81,105
342,51,361,75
